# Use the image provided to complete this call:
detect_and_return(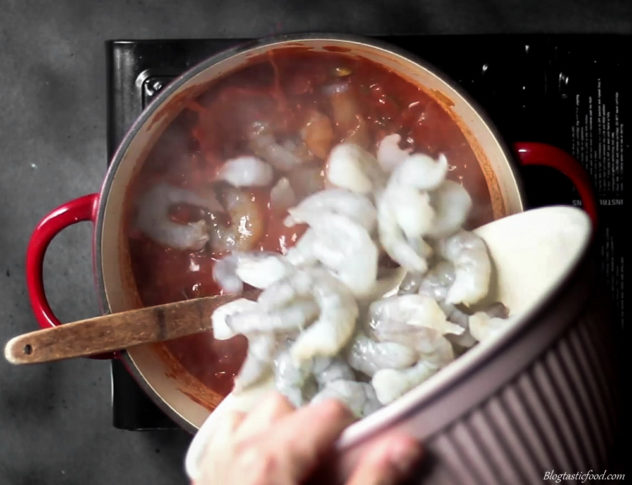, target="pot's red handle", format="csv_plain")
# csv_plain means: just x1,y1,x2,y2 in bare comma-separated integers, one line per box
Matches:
25,193,118,360
514,142,598,225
